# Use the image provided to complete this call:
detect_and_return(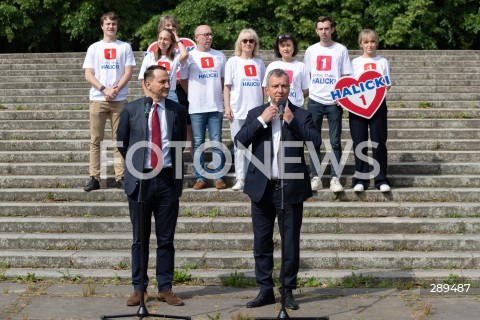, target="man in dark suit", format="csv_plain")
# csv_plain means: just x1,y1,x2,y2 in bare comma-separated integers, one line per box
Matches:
117,65,187,307
235,69,322,310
